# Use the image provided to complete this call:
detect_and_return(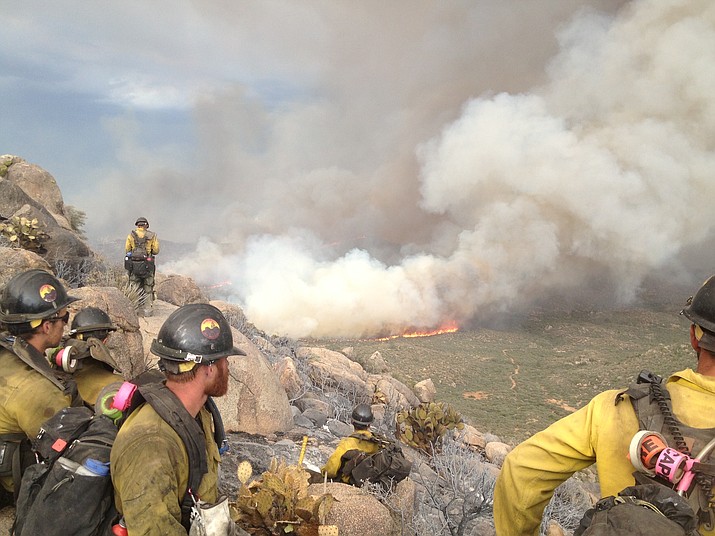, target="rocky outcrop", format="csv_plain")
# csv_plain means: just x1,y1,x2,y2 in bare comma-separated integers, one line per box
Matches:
155,273,207,306
0,247,52,288
0,156,94,269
